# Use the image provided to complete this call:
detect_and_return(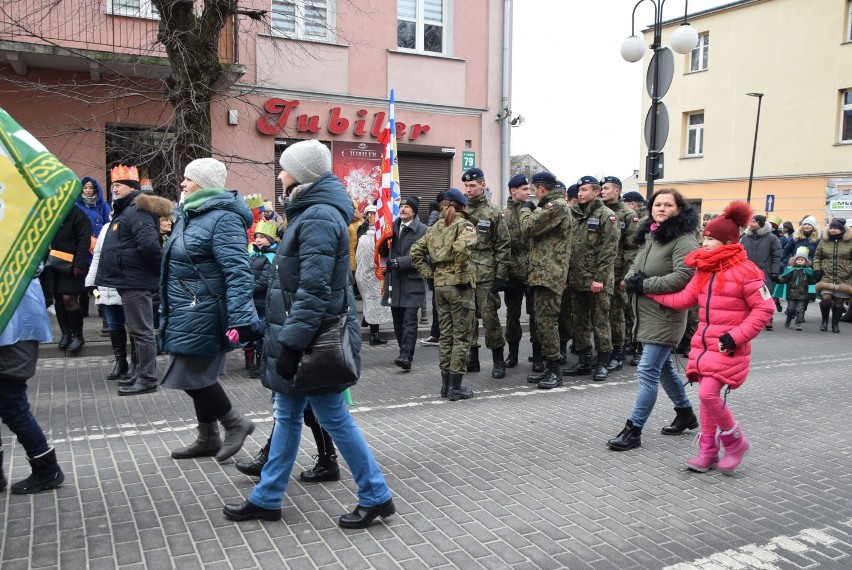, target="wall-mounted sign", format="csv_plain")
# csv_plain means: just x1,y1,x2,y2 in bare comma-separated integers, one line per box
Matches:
257,99,430,141
462,151,475,169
